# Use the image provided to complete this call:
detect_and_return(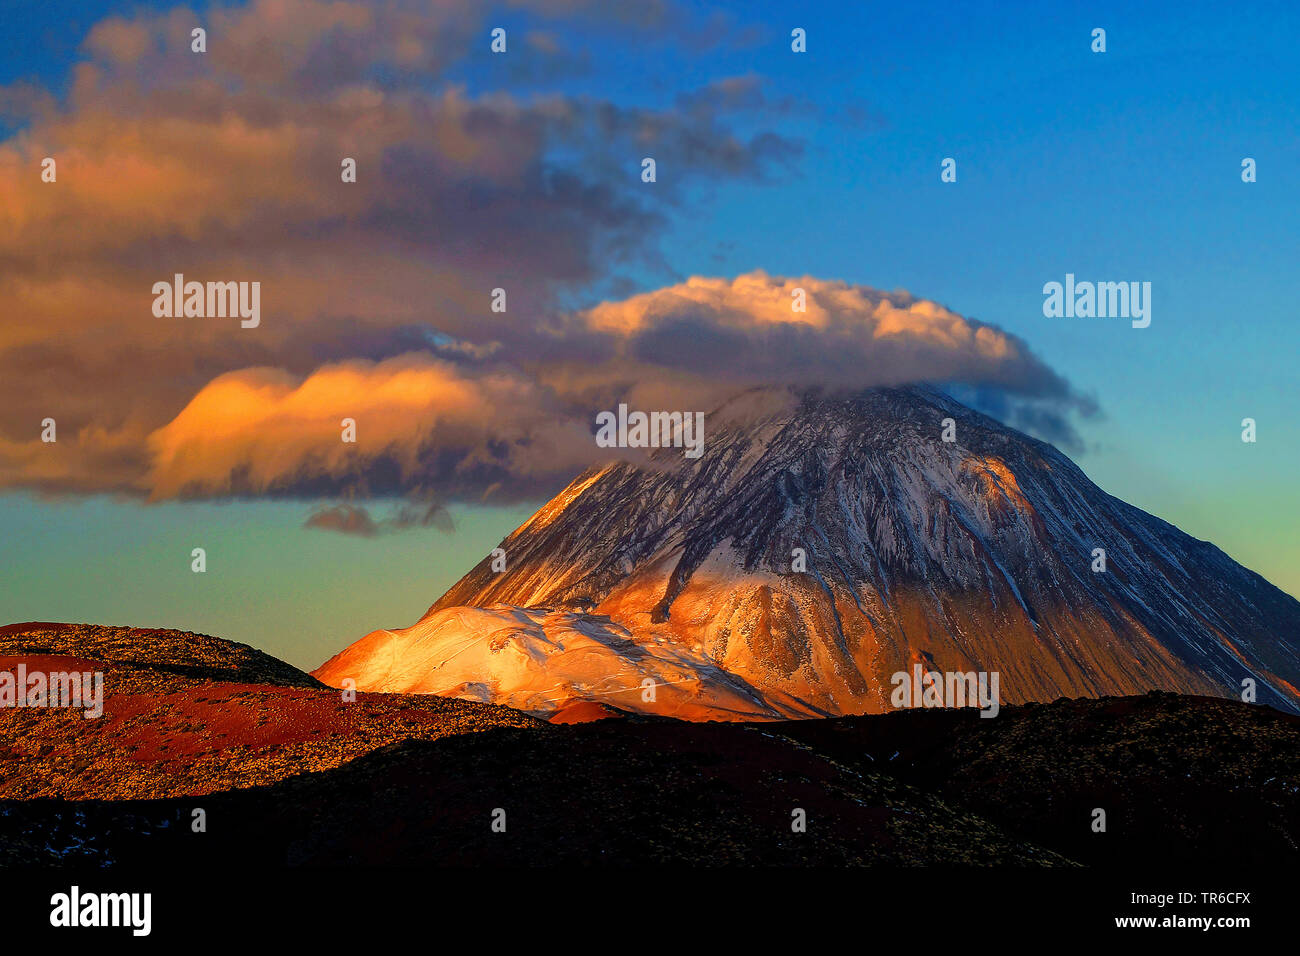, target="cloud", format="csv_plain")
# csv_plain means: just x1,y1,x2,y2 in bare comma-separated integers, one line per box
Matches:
0,1,1094,509
0,0,798,493
304,499,454,536
144,354,599,502
572,272,1080,399
126,273,1093,503
304,503,380,536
